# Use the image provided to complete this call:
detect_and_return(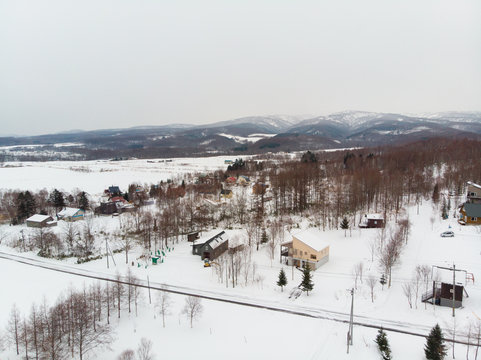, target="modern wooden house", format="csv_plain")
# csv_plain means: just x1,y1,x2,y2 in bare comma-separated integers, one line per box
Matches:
466,181,481,204
280,229,329,270
26,214,57,228
192,231,228,260
57,207,85,222
422,282,464,308
358,214,384,228
459,203,481,225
